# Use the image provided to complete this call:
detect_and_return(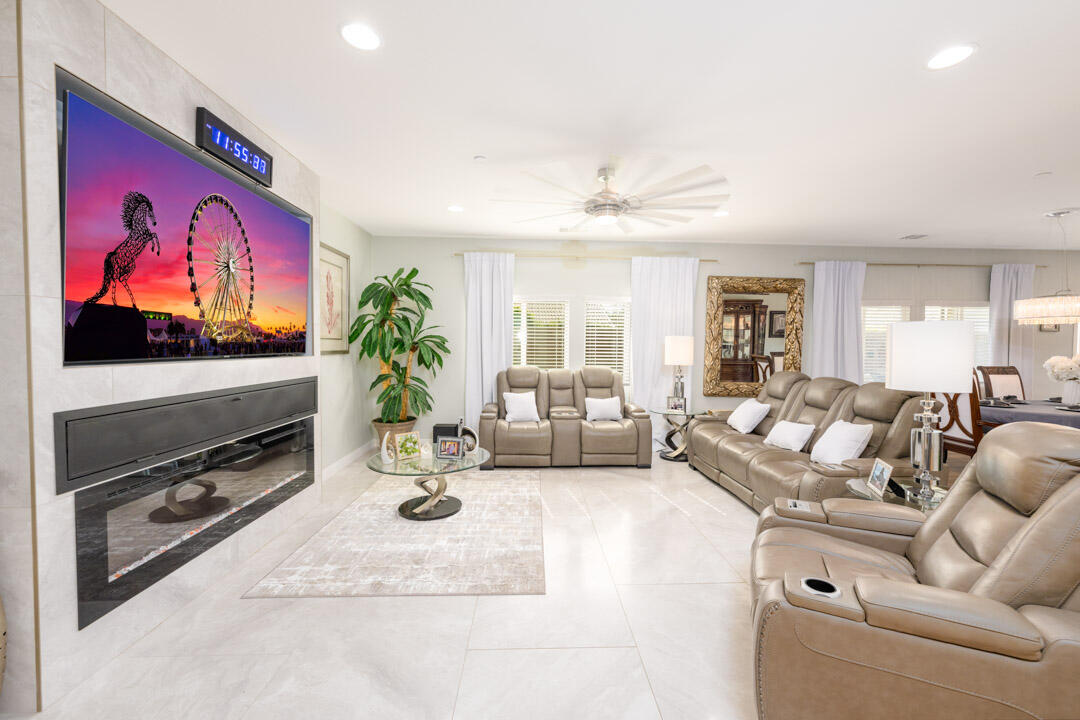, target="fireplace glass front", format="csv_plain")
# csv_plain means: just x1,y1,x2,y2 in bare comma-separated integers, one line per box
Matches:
75,417,314,628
